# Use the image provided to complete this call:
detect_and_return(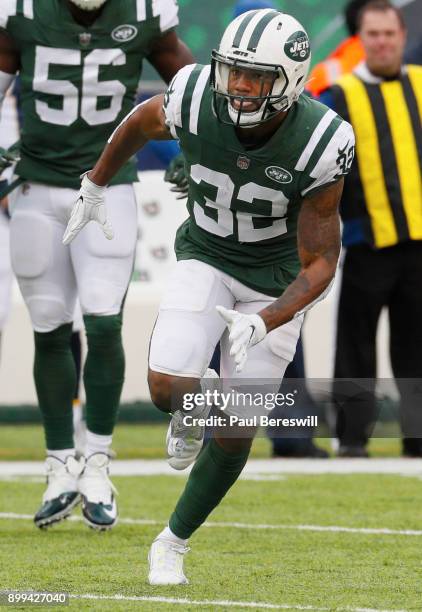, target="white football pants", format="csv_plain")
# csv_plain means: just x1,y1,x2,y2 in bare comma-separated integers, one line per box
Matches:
9,182,137,332
149,259,303,382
